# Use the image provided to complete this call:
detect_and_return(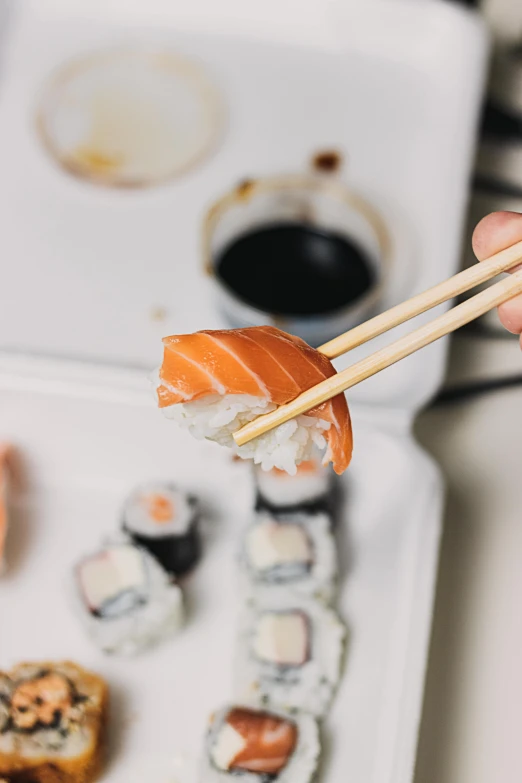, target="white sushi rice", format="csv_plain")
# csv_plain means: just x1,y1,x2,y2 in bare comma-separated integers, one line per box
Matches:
234,594,346,719
240,511,337,604
201,704,319,783
162,393,331,475
73,539,184,656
